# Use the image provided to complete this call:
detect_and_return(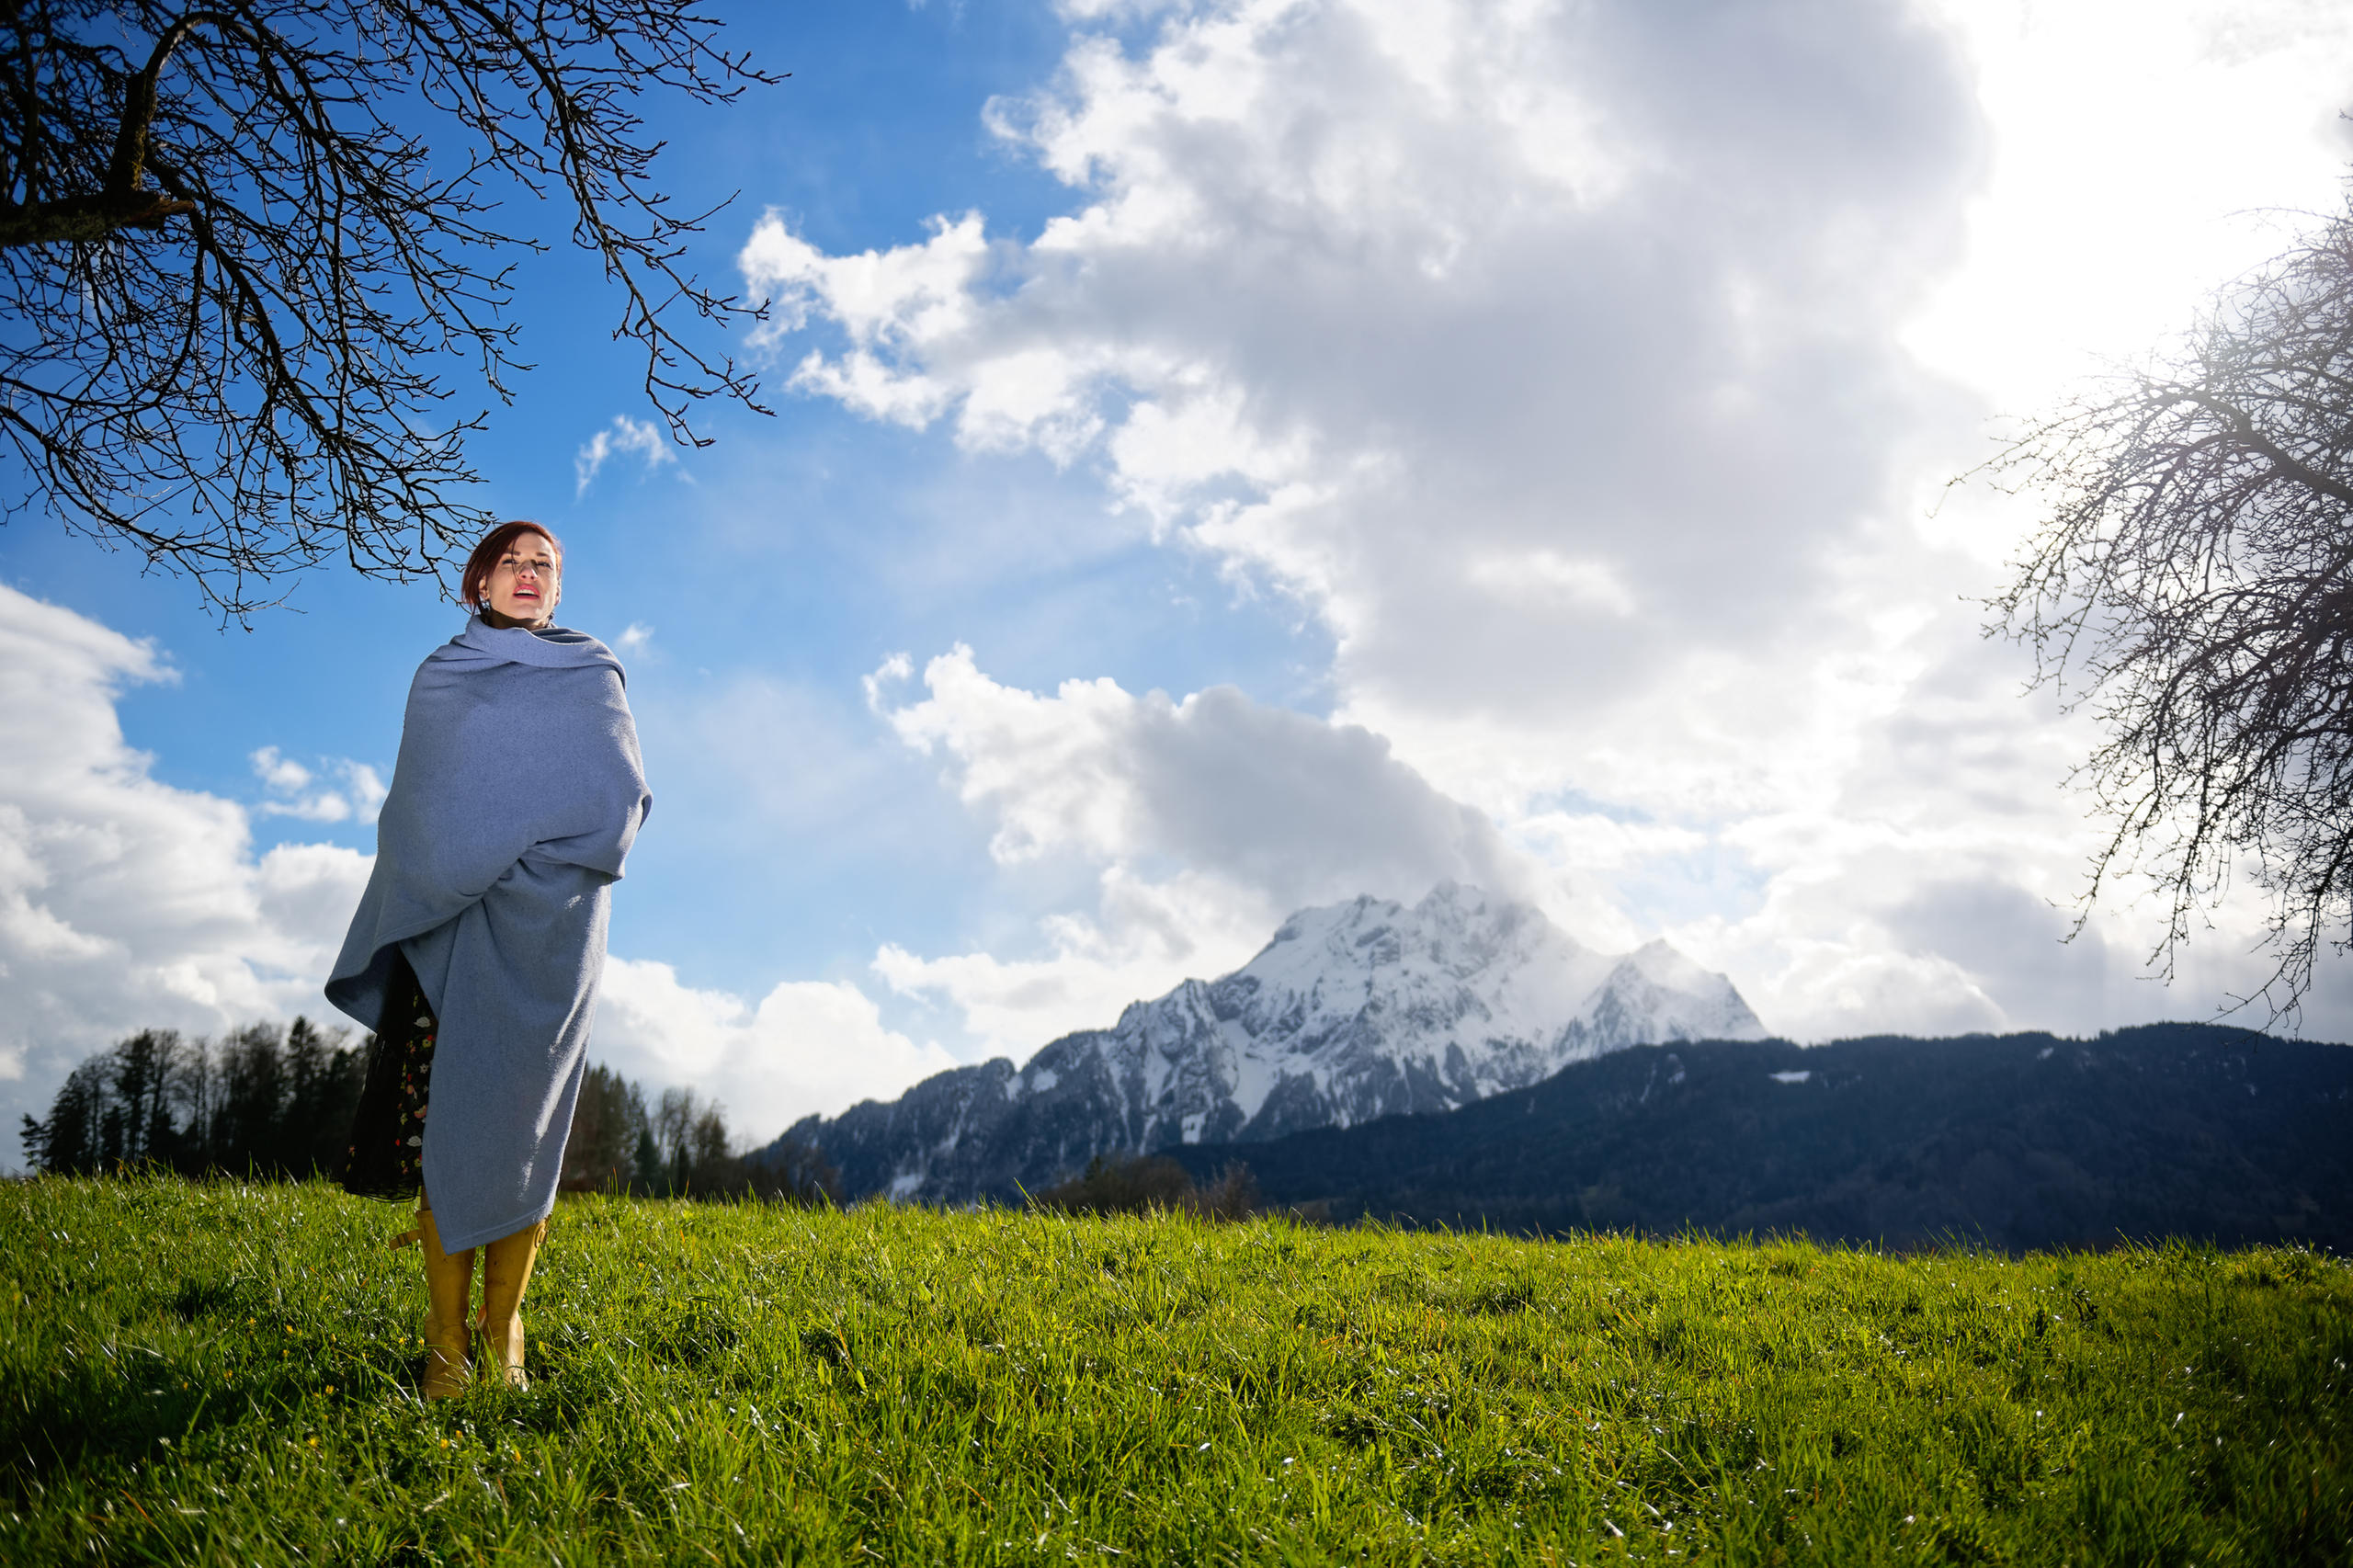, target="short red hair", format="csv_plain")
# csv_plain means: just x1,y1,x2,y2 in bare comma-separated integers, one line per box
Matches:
460,521,563,612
